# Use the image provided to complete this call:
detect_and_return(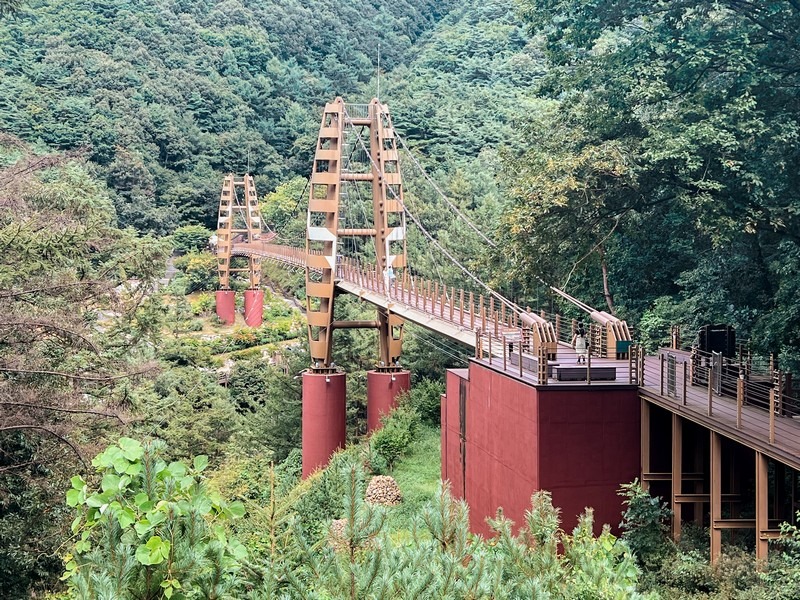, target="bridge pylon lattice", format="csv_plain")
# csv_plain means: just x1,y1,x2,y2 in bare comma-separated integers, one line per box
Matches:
215,173,263,325
305,97,407,370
